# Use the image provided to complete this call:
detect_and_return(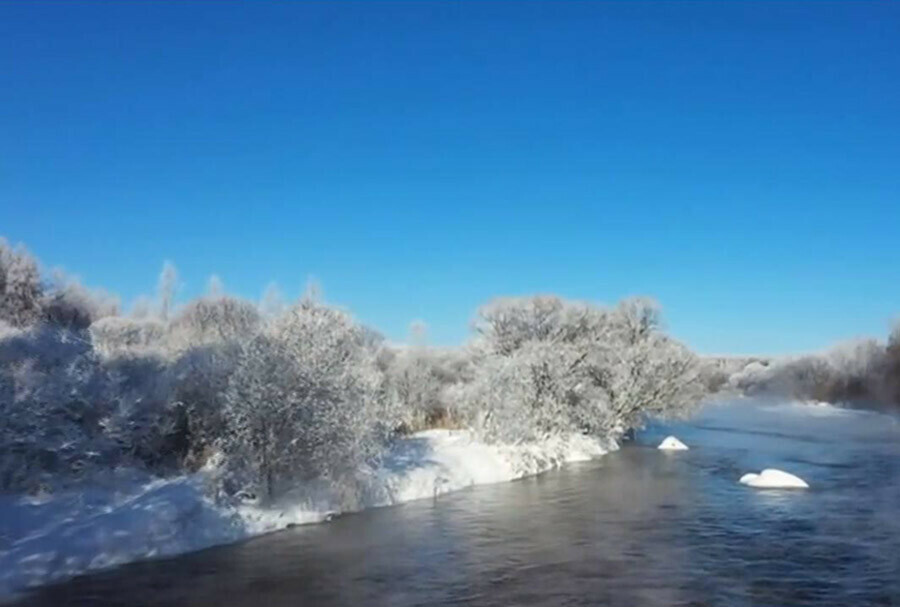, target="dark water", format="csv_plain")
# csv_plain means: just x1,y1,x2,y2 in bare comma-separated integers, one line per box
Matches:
15,400,900,606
